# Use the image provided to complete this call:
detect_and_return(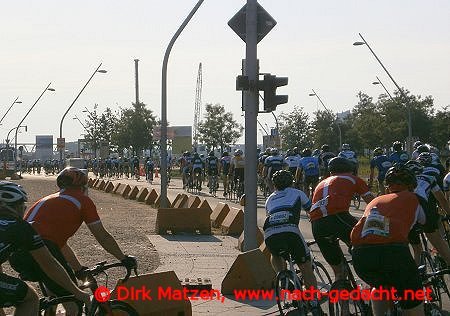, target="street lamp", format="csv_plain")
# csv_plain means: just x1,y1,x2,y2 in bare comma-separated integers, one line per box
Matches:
309,89,342,149
6,125,27,147
0,97,22,126
14,83,55,171
353,32,412,141
59,63,106,164
372,76,395,102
